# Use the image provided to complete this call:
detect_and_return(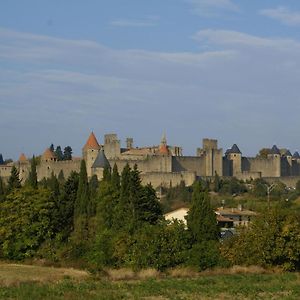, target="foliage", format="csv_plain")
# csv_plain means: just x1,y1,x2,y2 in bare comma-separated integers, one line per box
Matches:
252,178,267,198
0,177,5,202
126,222,191,271
55,146,64,161
7,166,21,192
257,148,271,159
0,154,4,165
221,209,300,271
219,177,247,195
73,160,91,241
63,146,73,161
162,181,193,212
187,240,225,271
186,181,219,243
27,155,38,189
0,187,55,259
